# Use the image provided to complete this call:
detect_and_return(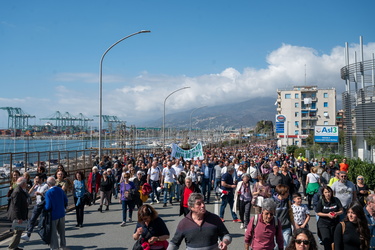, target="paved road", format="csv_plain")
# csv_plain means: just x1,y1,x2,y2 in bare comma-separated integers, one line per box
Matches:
0,195,323,250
